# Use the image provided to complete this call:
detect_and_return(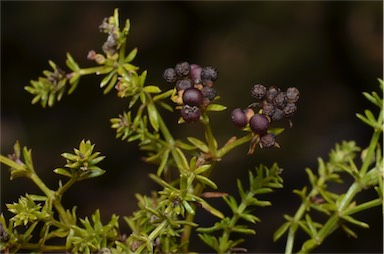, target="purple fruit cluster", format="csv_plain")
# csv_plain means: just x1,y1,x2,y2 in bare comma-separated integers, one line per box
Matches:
163,62,218,123
231,84,300,148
